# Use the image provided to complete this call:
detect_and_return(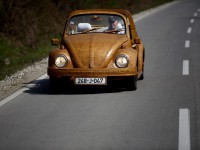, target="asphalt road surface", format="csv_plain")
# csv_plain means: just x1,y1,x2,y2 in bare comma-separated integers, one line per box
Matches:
0,0,200,149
